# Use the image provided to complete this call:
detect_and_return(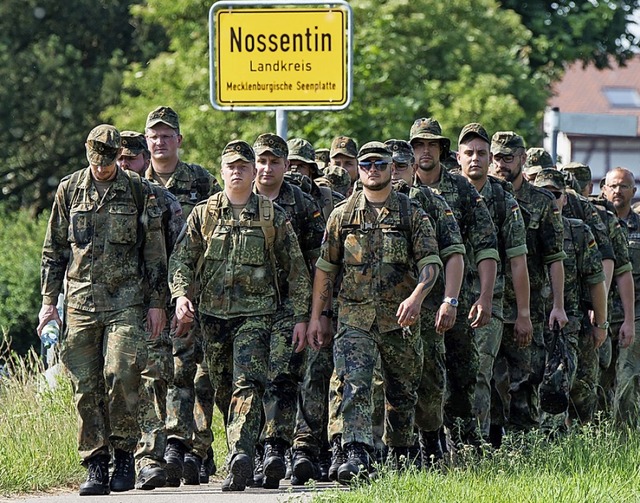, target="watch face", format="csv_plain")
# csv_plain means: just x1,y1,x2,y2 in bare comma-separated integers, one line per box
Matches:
445,297,458,307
